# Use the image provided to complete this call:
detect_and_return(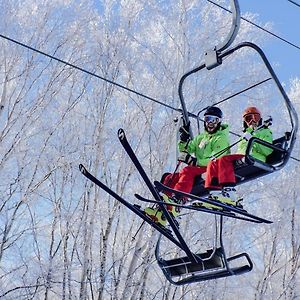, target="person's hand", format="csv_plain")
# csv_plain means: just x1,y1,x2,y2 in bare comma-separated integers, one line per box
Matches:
178,152,197,166
243,132,253,141
179,122,190,142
